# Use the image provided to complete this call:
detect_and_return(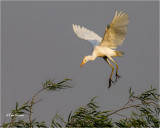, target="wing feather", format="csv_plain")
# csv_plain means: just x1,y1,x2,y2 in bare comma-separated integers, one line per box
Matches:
72,24,102,47
99,11,129,49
